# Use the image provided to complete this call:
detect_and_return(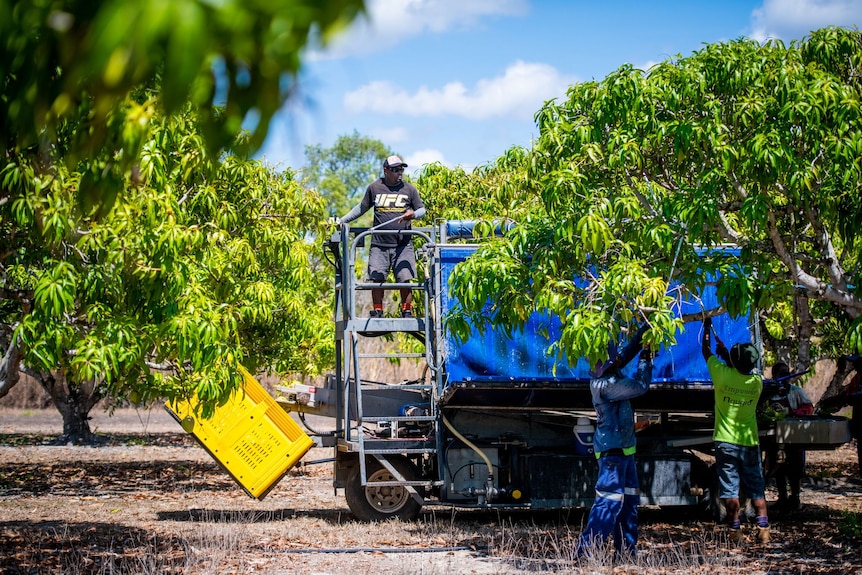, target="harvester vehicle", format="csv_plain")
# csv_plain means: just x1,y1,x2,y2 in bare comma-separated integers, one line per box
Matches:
167,219,852,521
